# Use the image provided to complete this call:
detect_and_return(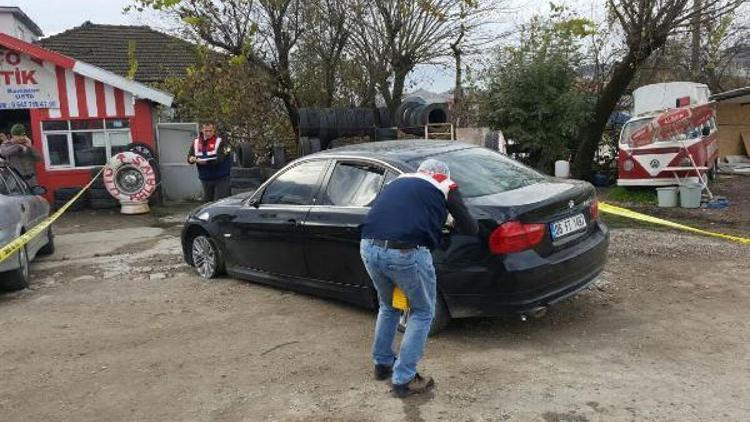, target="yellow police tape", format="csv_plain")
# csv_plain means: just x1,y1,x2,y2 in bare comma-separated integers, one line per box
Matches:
0,168,105,264
599,202,750,245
